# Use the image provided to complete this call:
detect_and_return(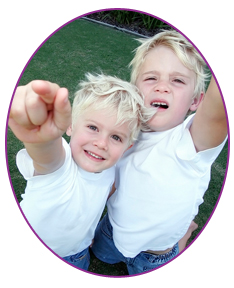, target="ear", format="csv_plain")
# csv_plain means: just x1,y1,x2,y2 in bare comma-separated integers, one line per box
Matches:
66,125,72,136
189,92,204,112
